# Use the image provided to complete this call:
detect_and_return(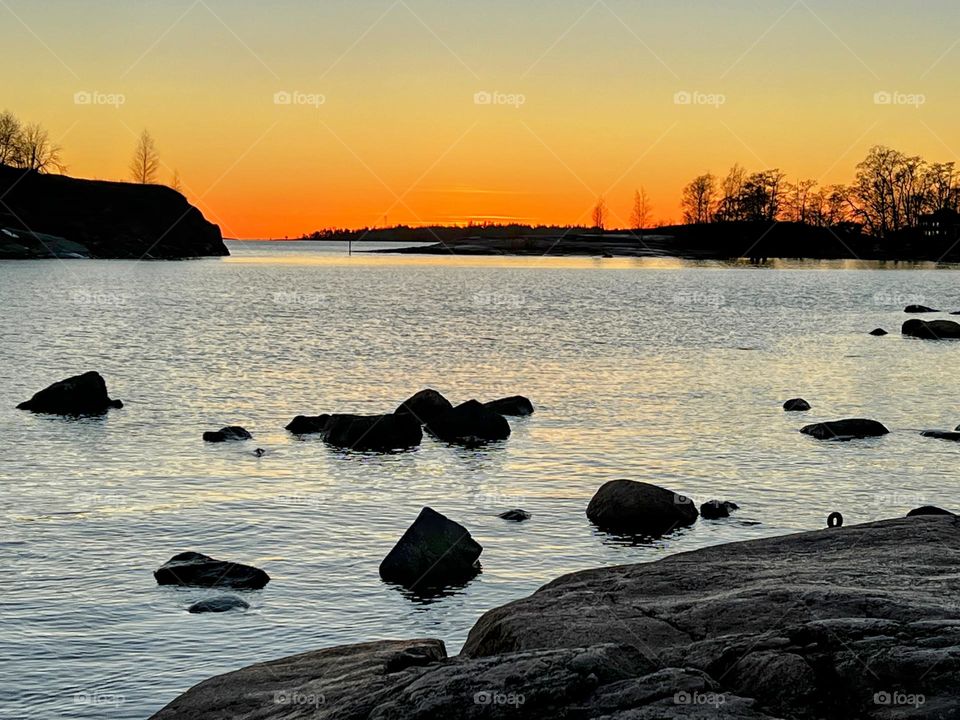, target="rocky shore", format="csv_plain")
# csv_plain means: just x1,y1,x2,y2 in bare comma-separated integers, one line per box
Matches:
150,515,960,719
